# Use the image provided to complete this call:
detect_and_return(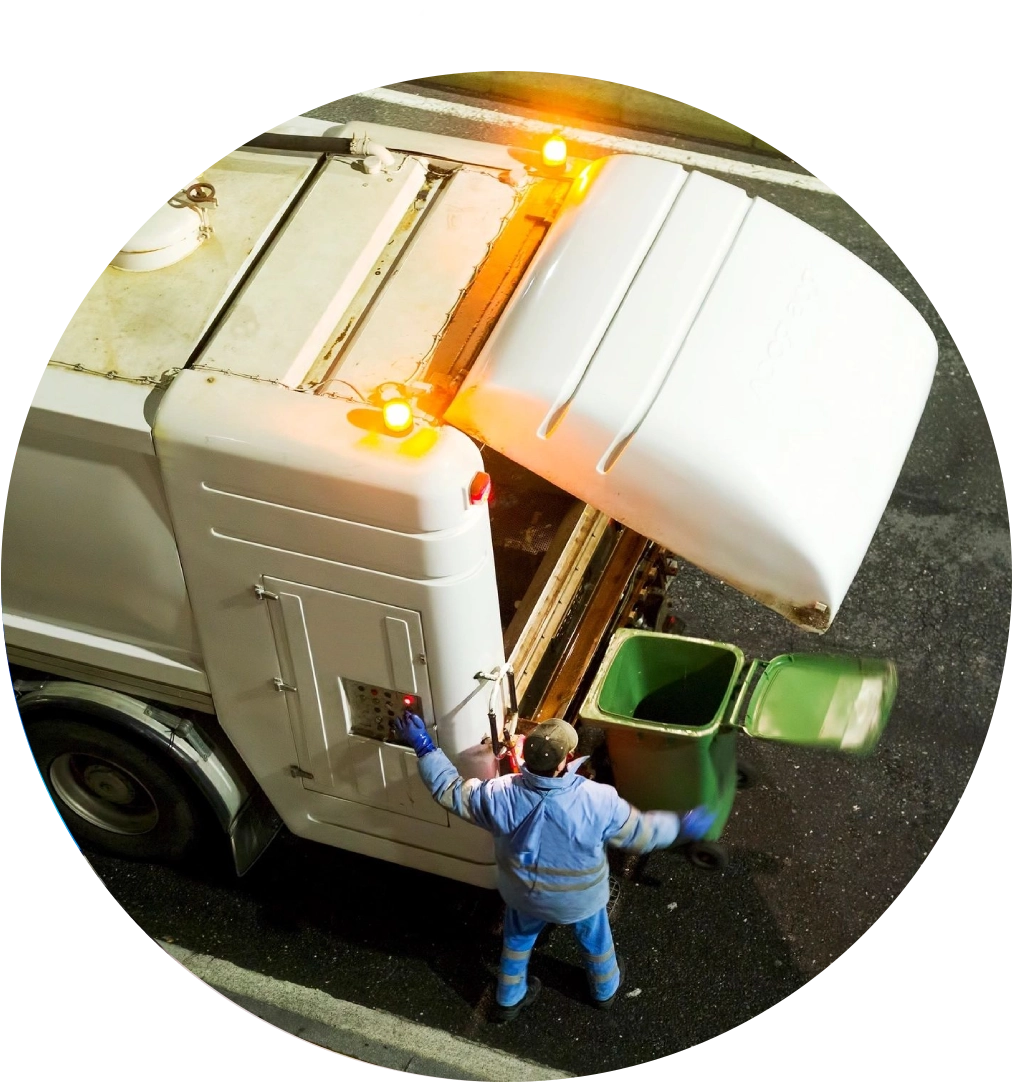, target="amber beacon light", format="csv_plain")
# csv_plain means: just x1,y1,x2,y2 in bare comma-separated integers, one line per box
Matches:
541,135,567,168
382,398,414,433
